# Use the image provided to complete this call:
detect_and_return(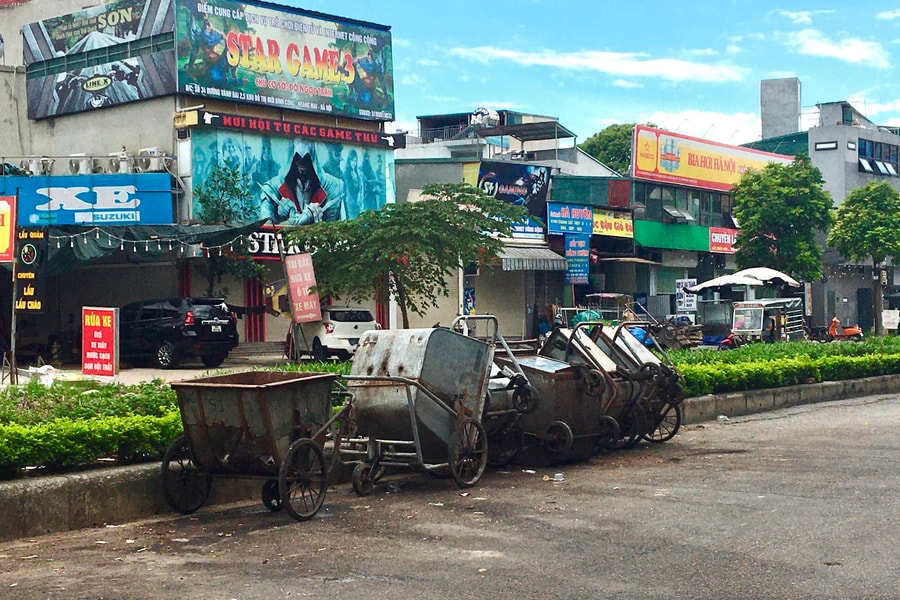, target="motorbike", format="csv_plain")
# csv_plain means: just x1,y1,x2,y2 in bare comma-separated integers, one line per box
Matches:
827,317,863,342
717,331,744,350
